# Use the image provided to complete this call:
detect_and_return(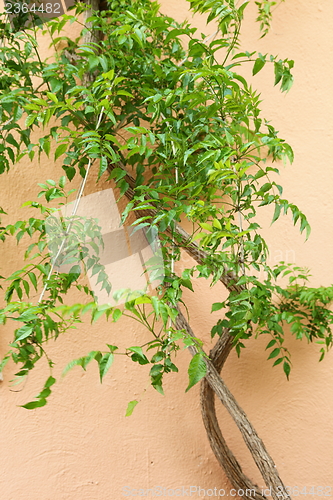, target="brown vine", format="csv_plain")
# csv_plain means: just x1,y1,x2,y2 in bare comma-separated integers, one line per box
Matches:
175,308,291,500
200,330,266,499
